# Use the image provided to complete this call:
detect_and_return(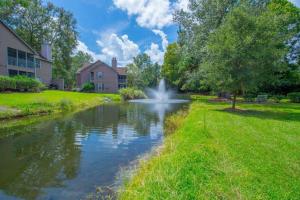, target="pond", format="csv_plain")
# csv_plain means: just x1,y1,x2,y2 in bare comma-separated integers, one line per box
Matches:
0,102,188,200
